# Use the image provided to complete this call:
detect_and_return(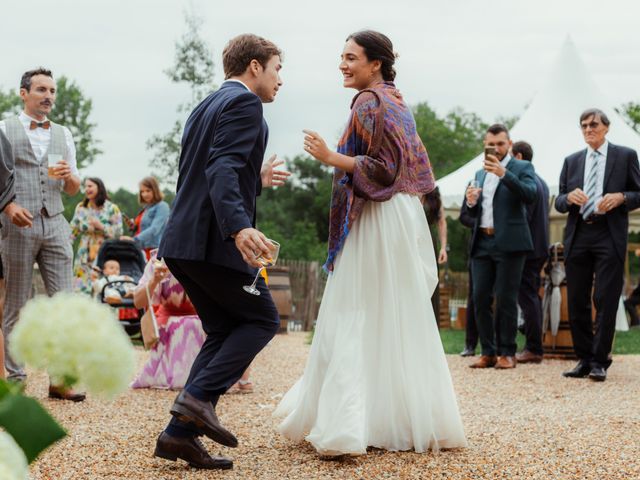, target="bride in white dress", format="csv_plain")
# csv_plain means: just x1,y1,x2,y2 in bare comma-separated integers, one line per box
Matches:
274,30,467,456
